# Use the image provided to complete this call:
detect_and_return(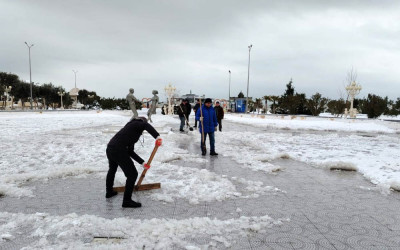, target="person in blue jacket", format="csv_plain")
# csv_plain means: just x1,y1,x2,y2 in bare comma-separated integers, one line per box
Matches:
195,98,219,156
